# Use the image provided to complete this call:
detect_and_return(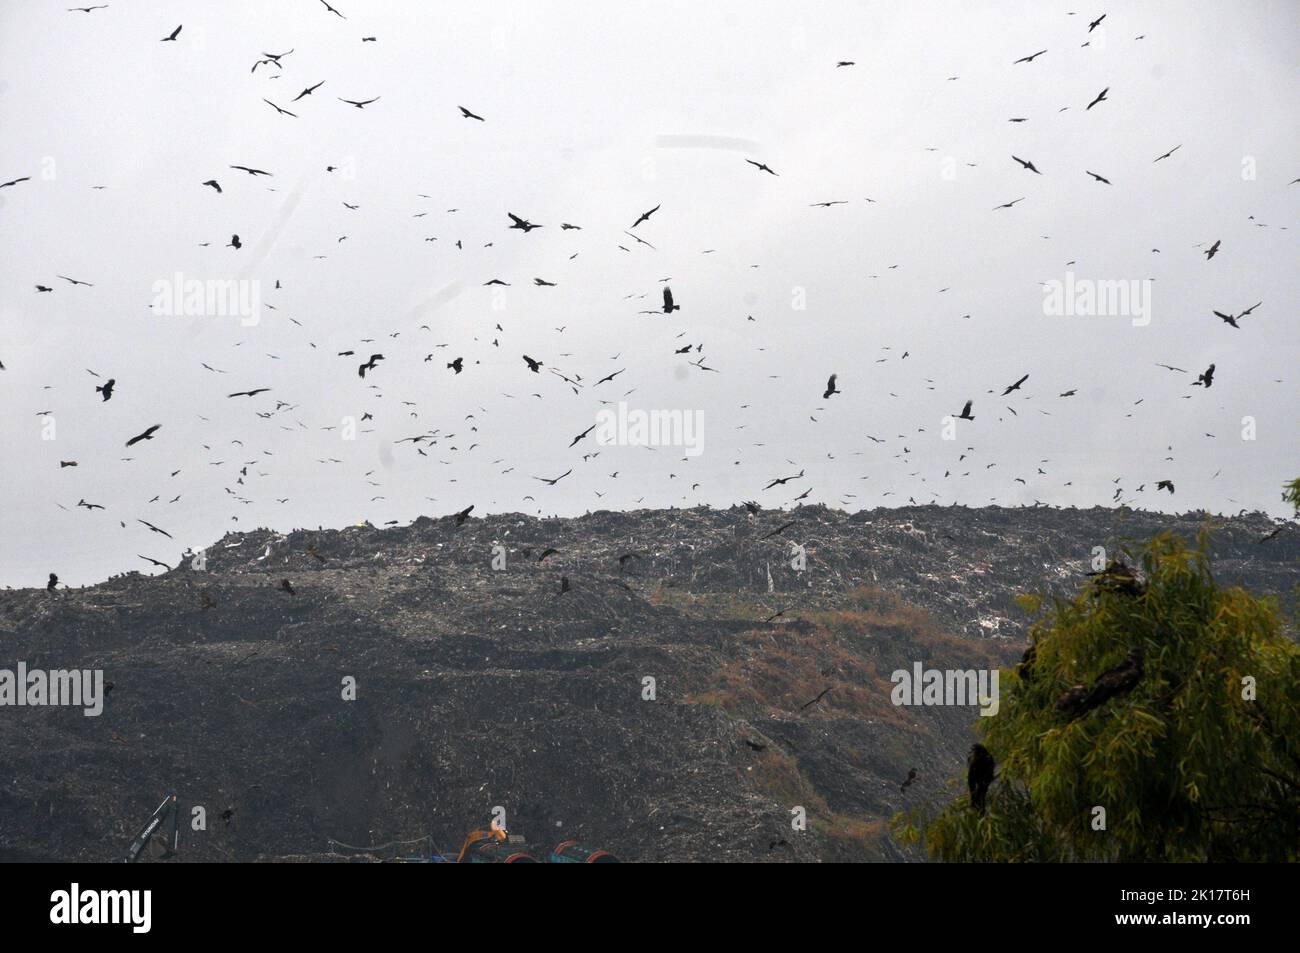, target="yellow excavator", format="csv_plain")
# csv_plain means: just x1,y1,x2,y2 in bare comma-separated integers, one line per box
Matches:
446,827,617,863
455,827,532,863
